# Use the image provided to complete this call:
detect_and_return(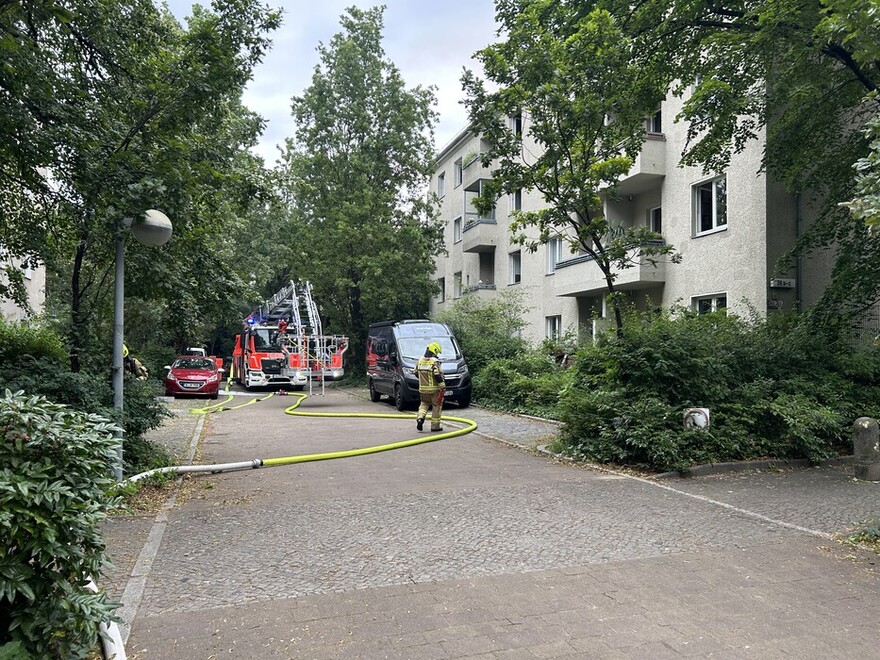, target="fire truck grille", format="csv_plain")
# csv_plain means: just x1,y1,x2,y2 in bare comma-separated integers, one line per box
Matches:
261,358,284,375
